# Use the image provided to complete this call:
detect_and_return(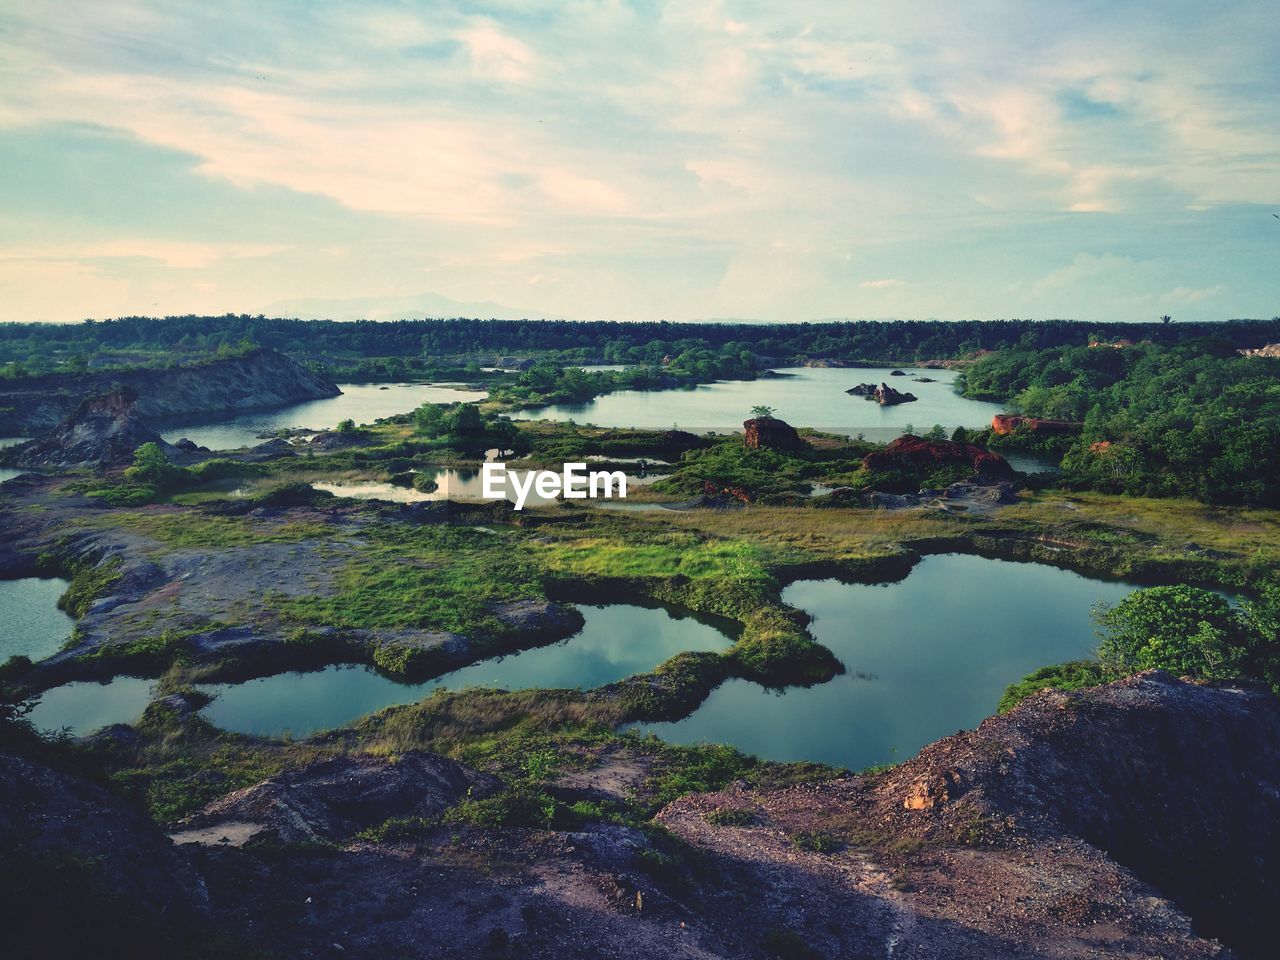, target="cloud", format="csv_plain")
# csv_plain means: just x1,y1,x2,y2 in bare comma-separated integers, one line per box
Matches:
0,1,1275,322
